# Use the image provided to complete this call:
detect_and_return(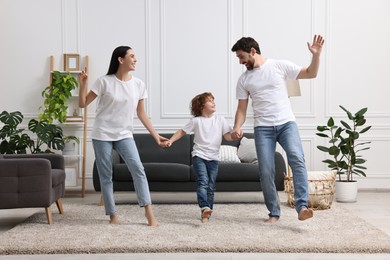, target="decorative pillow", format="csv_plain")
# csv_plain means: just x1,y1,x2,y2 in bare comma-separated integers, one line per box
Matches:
237,137,258,164
219,145,241,163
